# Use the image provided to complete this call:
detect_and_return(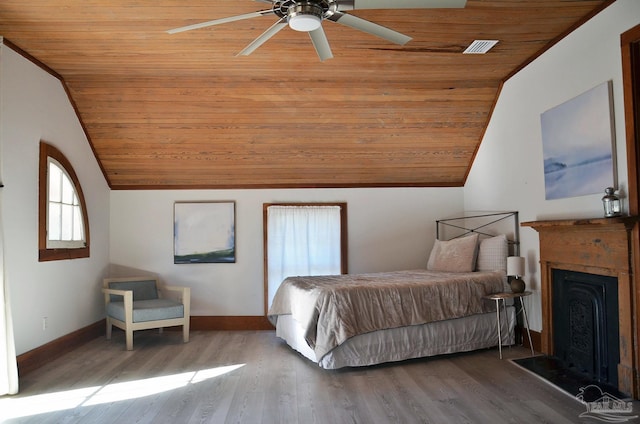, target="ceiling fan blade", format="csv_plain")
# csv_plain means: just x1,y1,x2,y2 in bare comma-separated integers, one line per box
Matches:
337,0,466,10
167,10,274,34
308,27,334,61
329,12,411,45
237,18,288,56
